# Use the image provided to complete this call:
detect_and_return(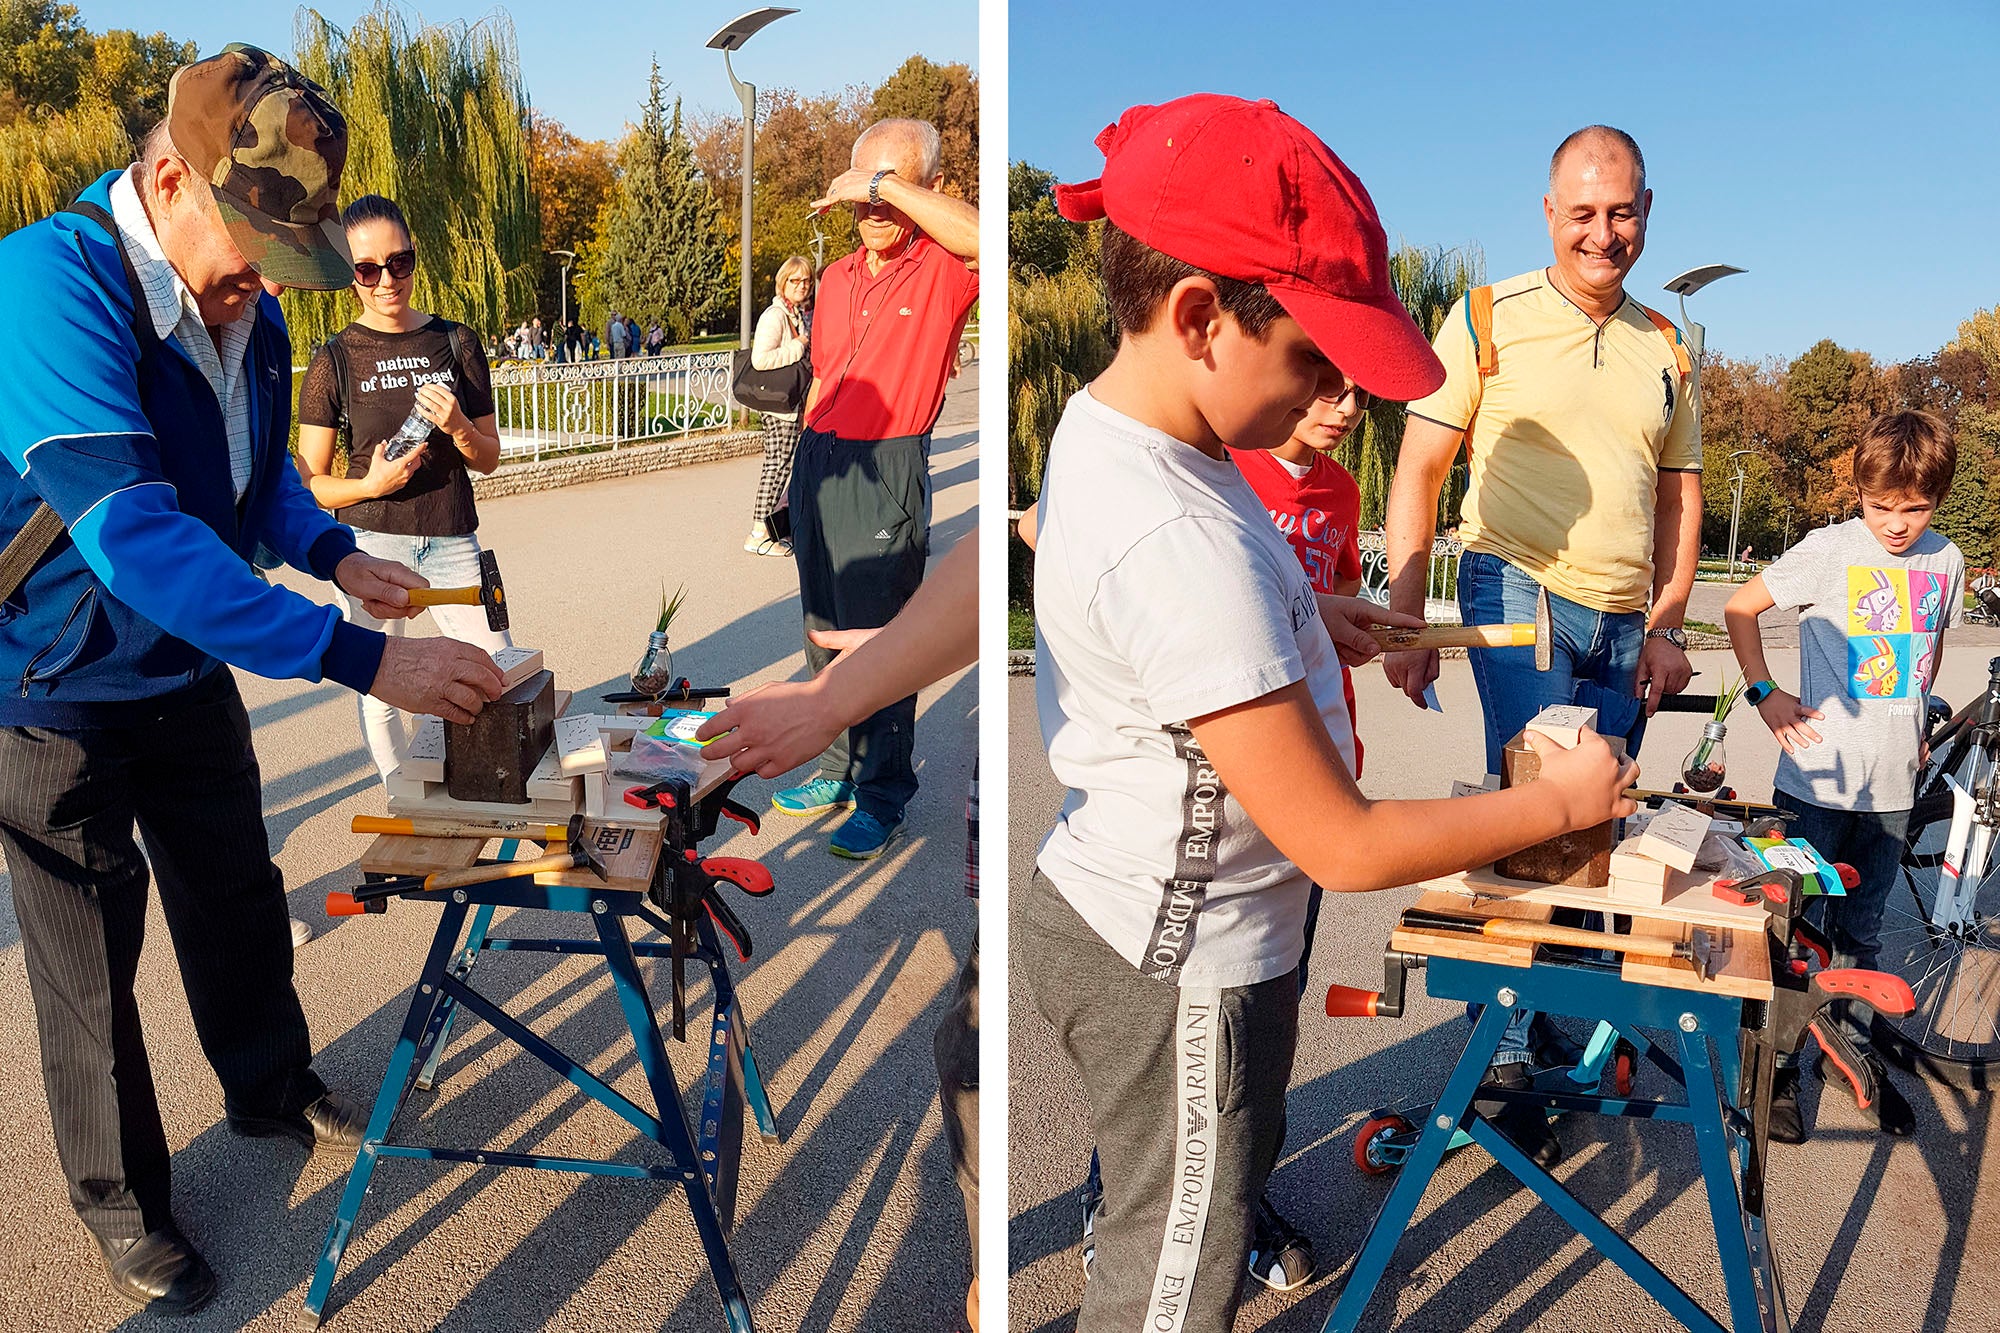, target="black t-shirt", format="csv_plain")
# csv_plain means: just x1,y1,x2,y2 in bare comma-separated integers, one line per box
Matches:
299,316,496,536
